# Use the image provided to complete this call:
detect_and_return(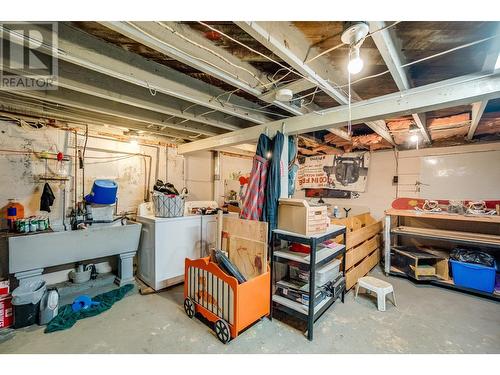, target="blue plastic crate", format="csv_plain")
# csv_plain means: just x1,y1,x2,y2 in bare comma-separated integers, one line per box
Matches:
450,259,496,293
